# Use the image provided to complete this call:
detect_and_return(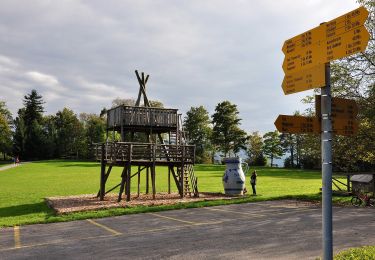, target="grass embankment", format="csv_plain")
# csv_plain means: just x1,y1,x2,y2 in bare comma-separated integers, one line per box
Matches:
334,246,375,260
0,160,348,227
